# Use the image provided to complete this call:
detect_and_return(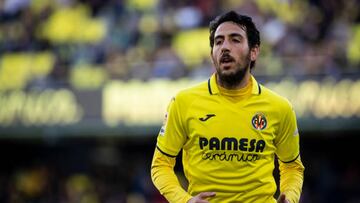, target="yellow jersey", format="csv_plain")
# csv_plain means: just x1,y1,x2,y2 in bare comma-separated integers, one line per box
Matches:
156,74,300,202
